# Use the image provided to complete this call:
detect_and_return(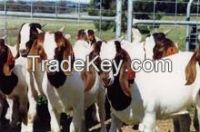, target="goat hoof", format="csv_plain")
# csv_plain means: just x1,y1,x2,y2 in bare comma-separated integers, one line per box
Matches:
10,123,21,132
51,126,60,132
0,118,9,128
100,127,107,132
